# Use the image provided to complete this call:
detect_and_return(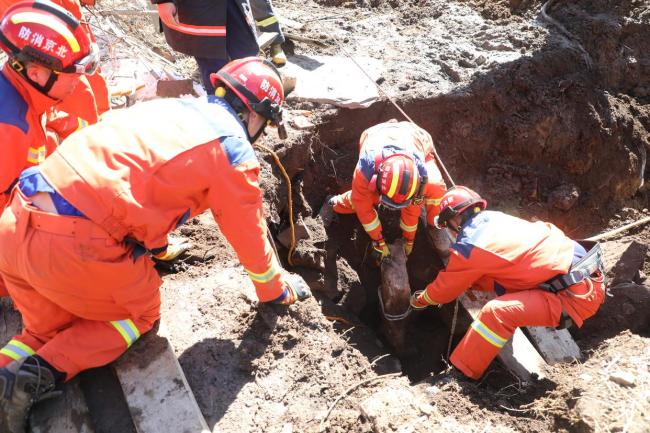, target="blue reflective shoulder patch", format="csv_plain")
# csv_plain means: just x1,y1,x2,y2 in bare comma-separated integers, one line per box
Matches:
220,136,256,166
0,73,29,134
358,148,377,181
